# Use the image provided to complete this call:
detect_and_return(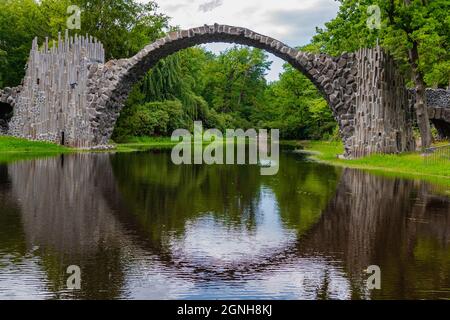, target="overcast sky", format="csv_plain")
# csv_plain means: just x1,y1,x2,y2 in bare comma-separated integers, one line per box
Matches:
151,0,340,81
